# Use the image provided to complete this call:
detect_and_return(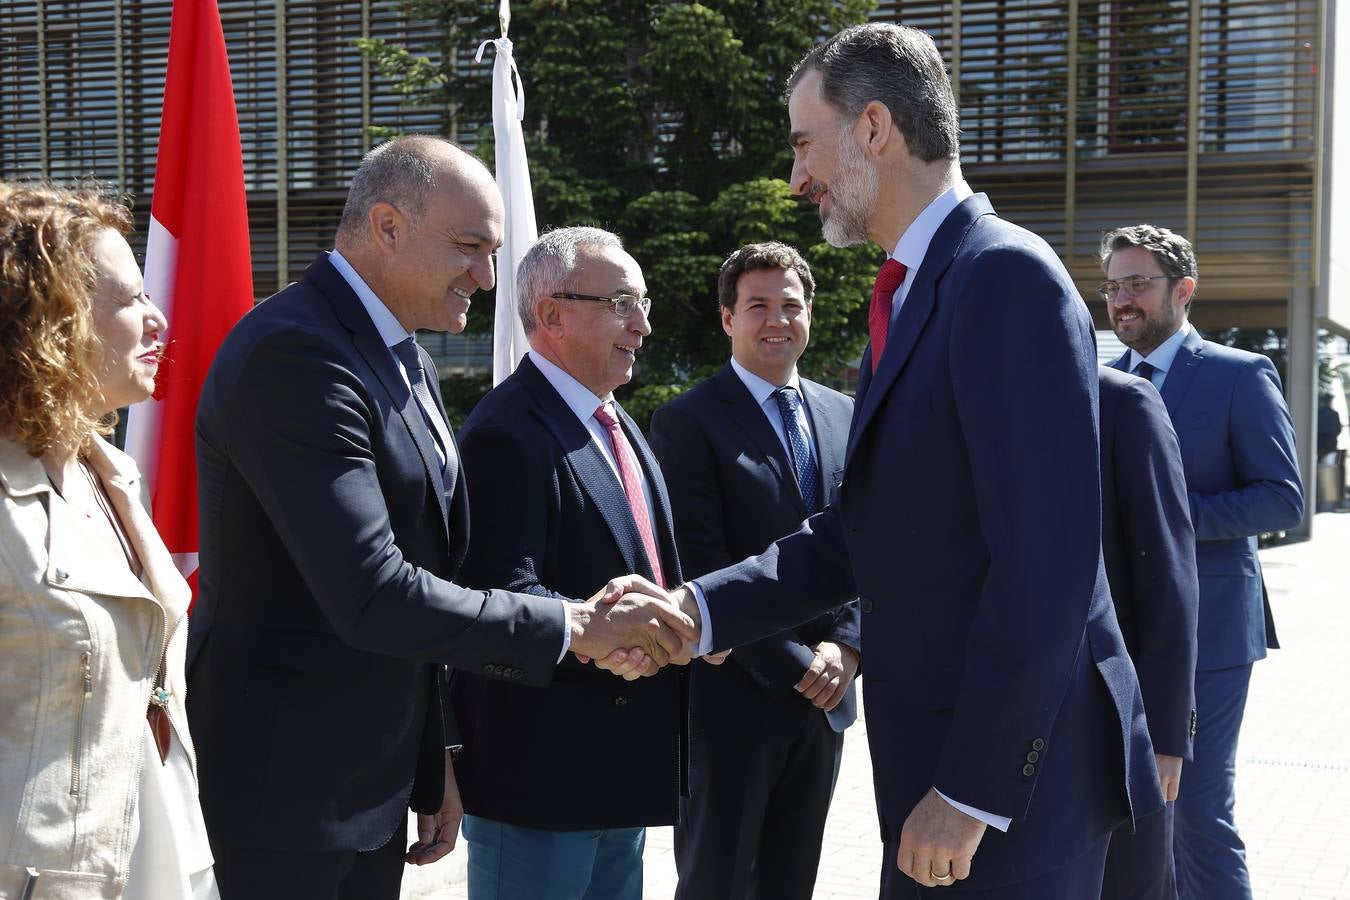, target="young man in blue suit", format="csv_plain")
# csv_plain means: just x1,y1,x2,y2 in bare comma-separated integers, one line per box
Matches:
451,227,695,900
650,242,860,900
1097,367,1200,900
190,141,694,900
605,23,1163,898
1100,224,1304,900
